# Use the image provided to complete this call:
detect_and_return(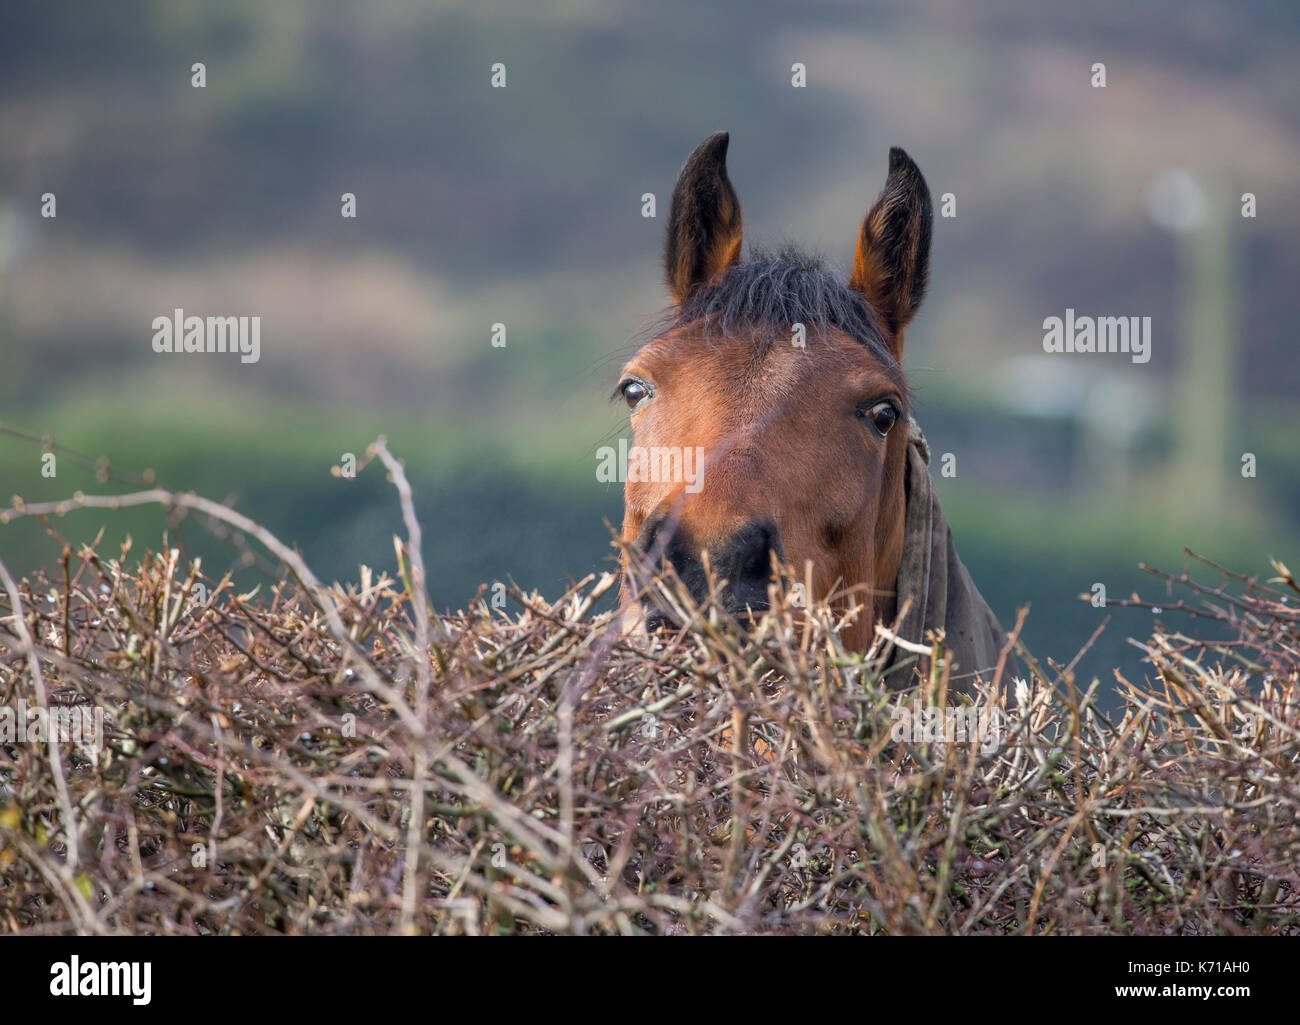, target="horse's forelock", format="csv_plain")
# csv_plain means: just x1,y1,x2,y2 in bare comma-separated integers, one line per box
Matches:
646,245,906,389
